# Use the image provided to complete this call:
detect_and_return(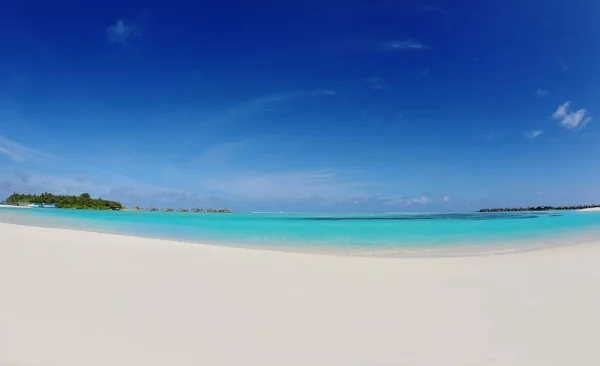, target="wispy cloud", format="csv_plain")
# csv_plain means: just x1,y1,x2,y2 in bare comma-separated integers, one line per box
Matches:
186,141,438,207
192,140,251,165
342,39,429,54
552,101,592,129
0,136,50,163
196,169,364,201
364,76,388,90
0,135,445,210
535,88,548,97
206,90,336,125
381,40,428,52
524,130,543,139
409,195,430,204
347,194,453,209
0,170,209,208
107,19,140,45
310,90,336,96
379,195,432,206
